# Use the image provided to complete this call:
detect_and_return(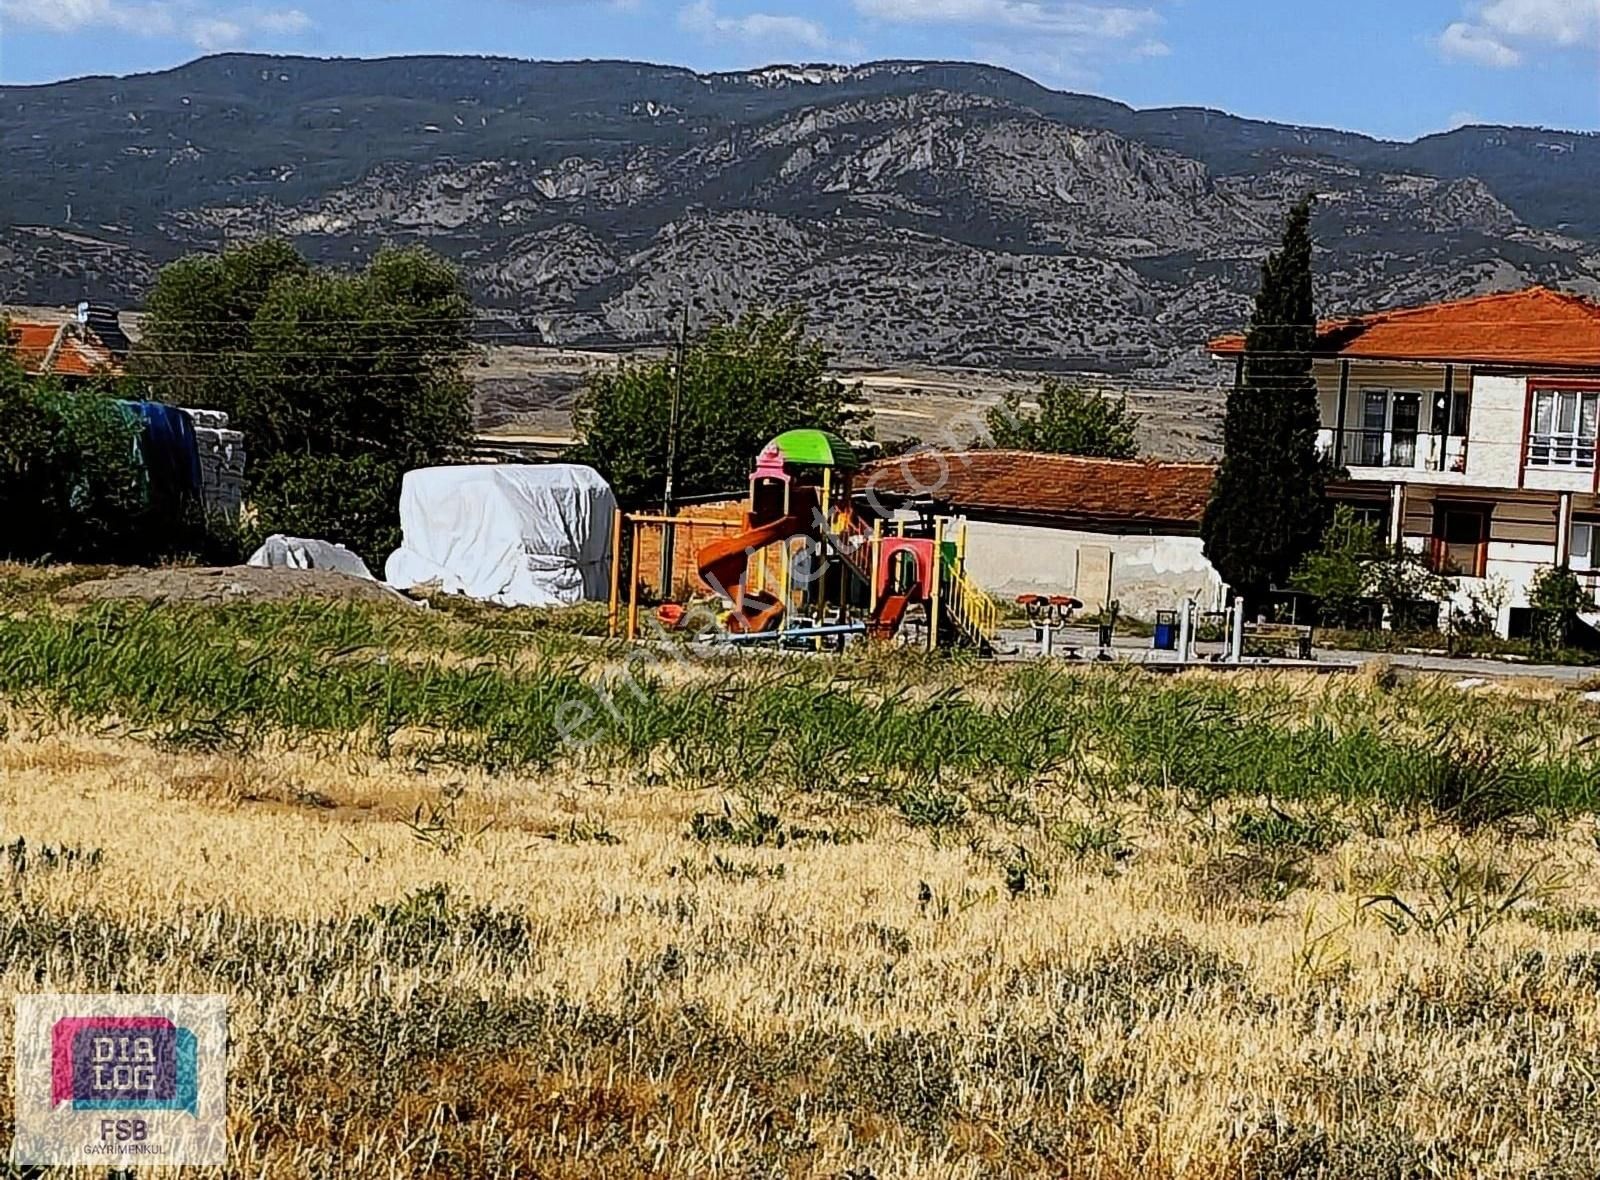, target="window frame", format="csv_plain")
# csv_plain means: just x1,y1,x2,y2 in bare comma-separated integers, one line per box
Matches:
1527,384,1600,471
1573,518,1599,573
1349,387,1427,470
